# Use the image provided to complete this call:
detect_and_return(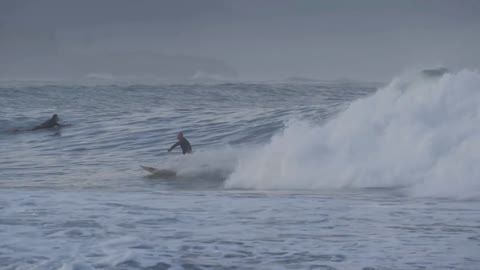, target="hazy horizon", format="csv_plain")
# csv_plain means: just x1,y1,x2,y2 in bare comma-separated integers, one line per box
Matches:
1,0,479,82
